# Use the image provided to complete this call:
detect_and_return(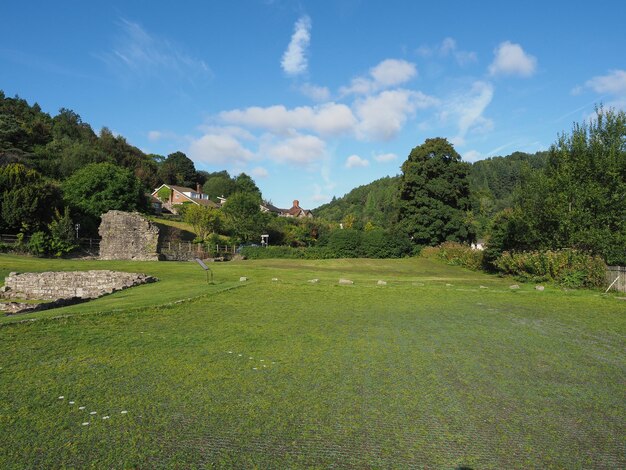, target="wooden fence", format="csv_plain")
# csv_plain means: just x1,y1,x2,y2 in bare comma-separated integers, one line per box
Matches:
606,266,626,293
